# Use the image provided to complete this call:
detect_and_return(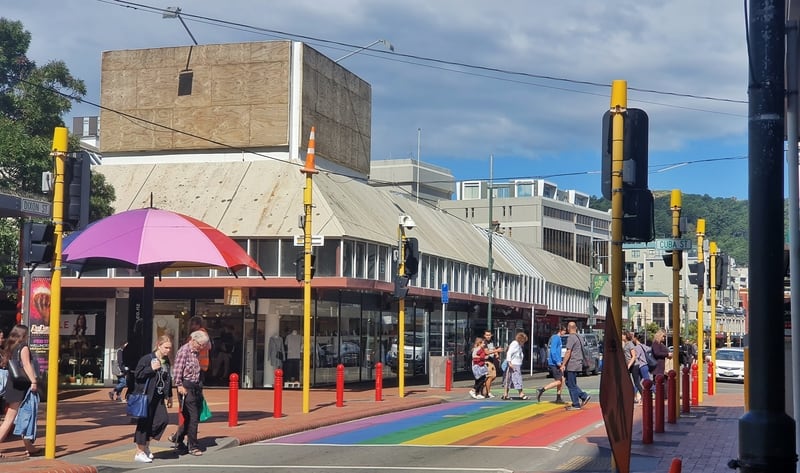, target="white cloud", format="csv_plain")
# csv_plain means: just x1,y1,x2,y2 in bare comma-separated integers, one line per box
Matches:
4,0,755,196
